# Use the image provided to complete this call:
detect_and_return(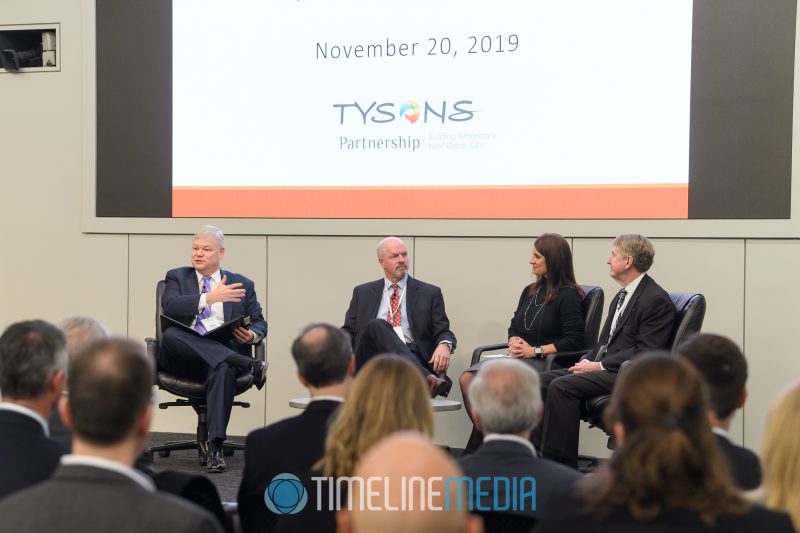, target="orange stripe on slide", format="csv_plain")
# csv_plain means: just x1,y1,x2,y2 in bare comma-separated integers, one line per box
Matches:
172,185,688,219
